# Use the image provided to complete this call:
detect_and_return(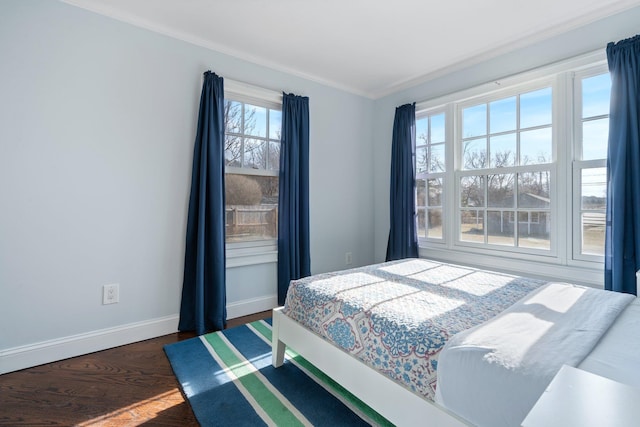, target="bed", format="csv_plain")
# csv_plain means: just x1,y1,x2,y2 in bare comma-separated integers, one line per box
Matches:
271,258,639,426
